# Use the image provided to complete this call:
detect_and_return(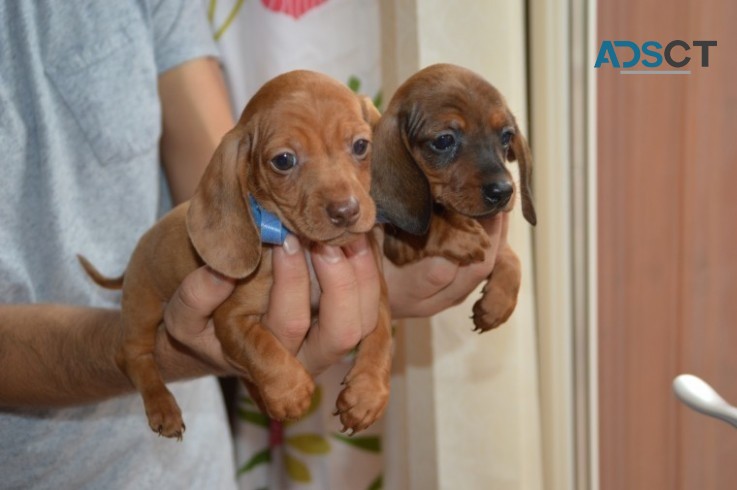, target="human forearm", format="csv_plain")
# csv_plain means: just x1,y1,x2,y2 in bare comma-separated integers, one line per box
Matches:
0,304,222,408
159,57,235,204
0,305,133,406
